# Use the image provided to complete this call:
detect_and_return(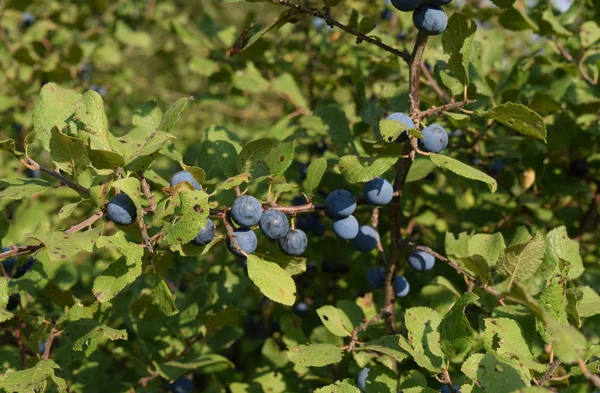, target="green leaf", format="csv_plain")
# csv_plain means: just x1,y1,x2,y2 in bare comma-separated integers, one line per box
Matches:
398,307,445,372
272,73,309,113
114,20,151,48
356,335,409,363
49,128,90,177
157,97,193,132
357,17,376,35
496,232,546,289
87,147,125,170
29,225,102,262
75,90,111,151
0,277,8,308
132,100,162,129
379,119,418,143
304,157,327,194
92,256,141,303
1,360,67,393
163,190,209,245
406,158,437,183
477,102,547,142
153,278,179,316
467,233,506,266
442,13,477,84
32,83,81,148
261,138,296,177
315,381,362,393
238,138,274,174
0,178,52,200
112,177,143,217
67,319,127,356
539,8,572,37
0,139,24,158
567,286,600,321
460,254,492,283
126,131,176,162
338,155,398,184
545,322,587,364
545,226,584,279
155,354,234,381
490,0,516,8
288,344,344,367
438,292,479,359
461,353,530,392
314,105,353,155
435,61,465,96
247,254,296,306
317,305,353,337
482,318,545,372
580,21,600,47
255,252,306,276
213,174,250,193
429,154,497,192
